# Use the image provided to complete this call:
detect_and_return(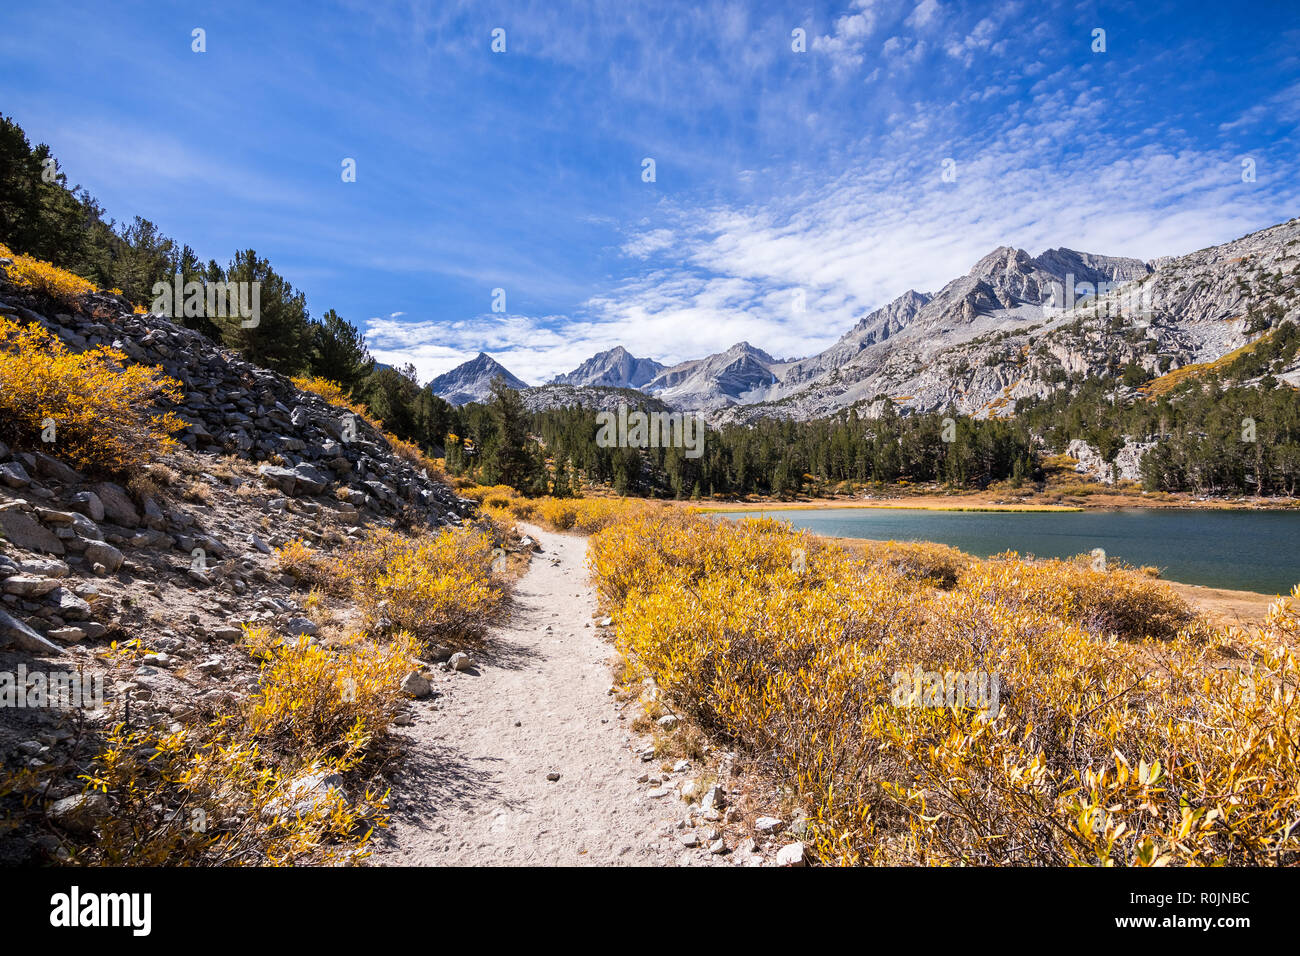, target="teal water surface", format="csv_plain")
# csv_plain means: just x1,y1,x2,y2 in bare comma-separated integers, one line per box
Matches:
730,507,1300,595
